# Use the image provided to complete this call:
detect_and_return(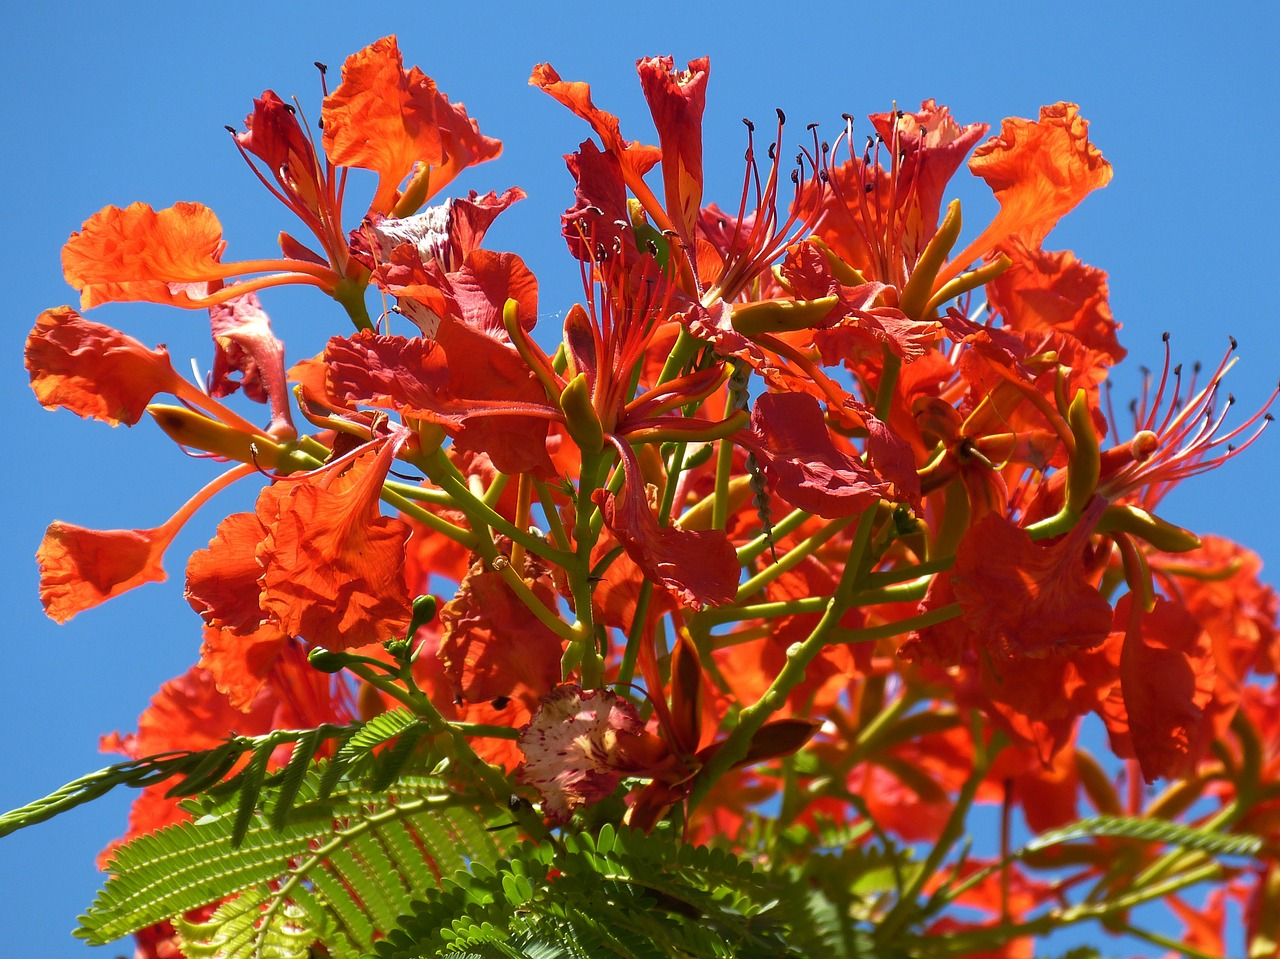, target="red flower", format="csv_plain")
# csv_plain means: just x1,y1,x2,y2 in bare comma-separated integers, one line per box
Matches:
951,501,1113,660
636,55,709,245
258,439,413,650
937,102,1112,289
438,552,564,708
1109,595,1216,782
25,307,185,425
38,466,252,623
